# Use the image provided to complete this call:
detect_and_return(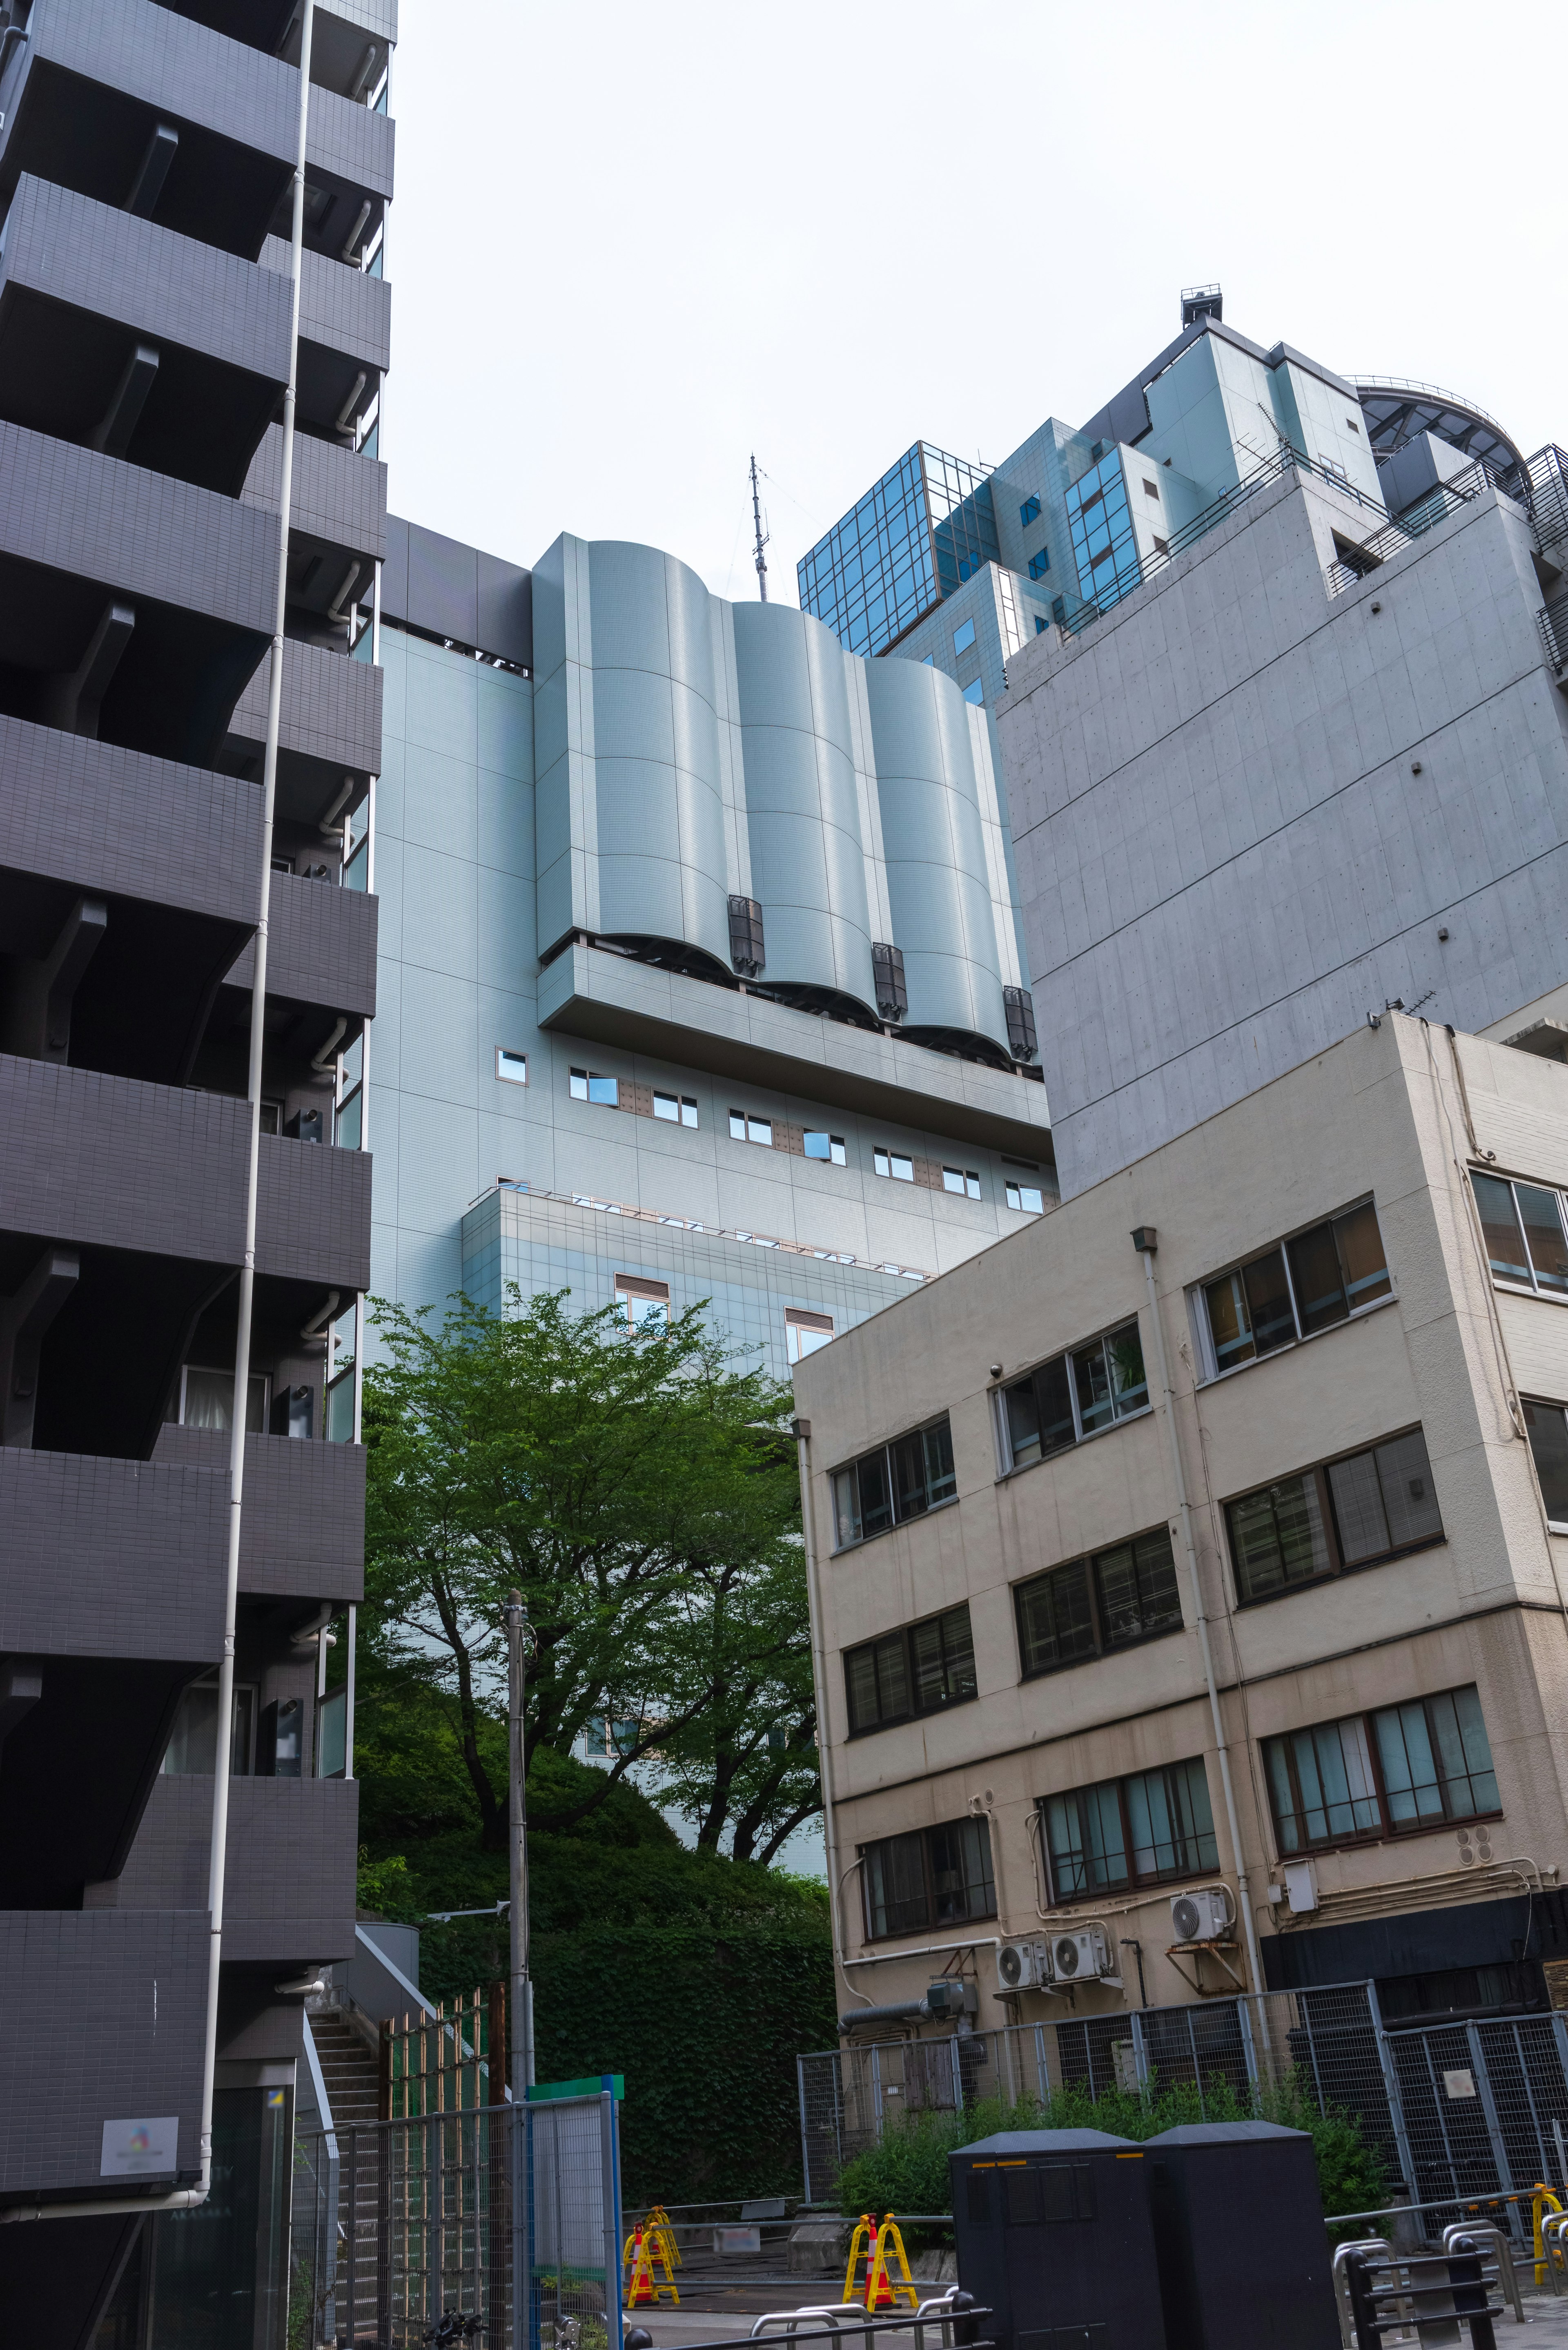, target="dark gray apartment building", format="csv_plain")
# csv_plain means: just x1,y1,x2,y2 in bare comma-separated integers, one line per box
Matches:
0,0,390,2340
